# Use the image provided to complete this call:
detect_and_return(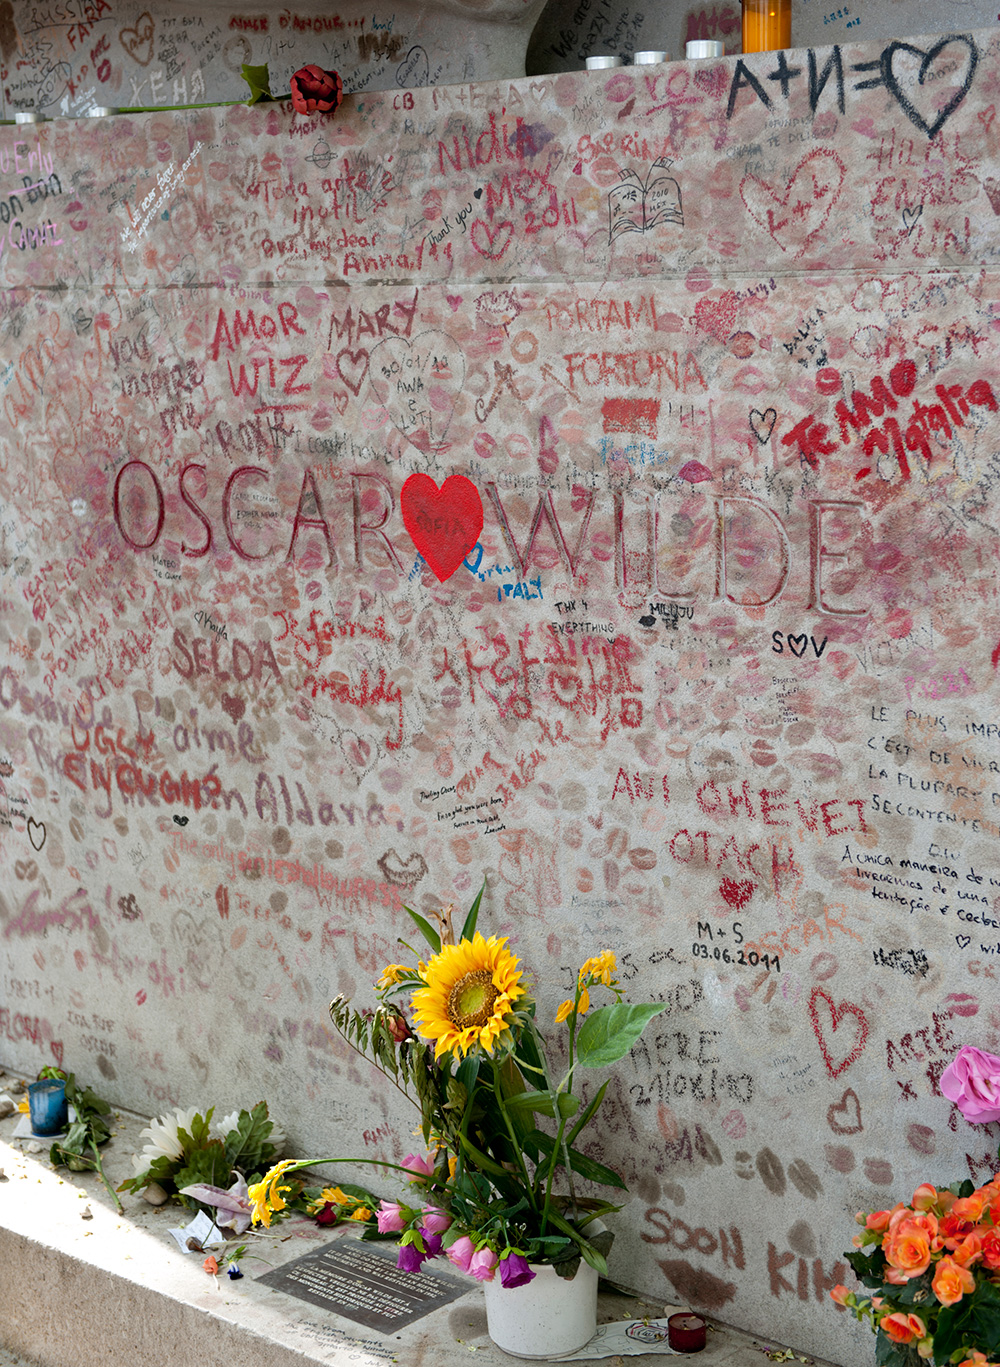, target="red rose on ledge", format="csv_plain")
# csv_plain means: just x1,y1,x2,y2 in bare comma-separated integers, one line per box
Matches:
290,65,343,115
